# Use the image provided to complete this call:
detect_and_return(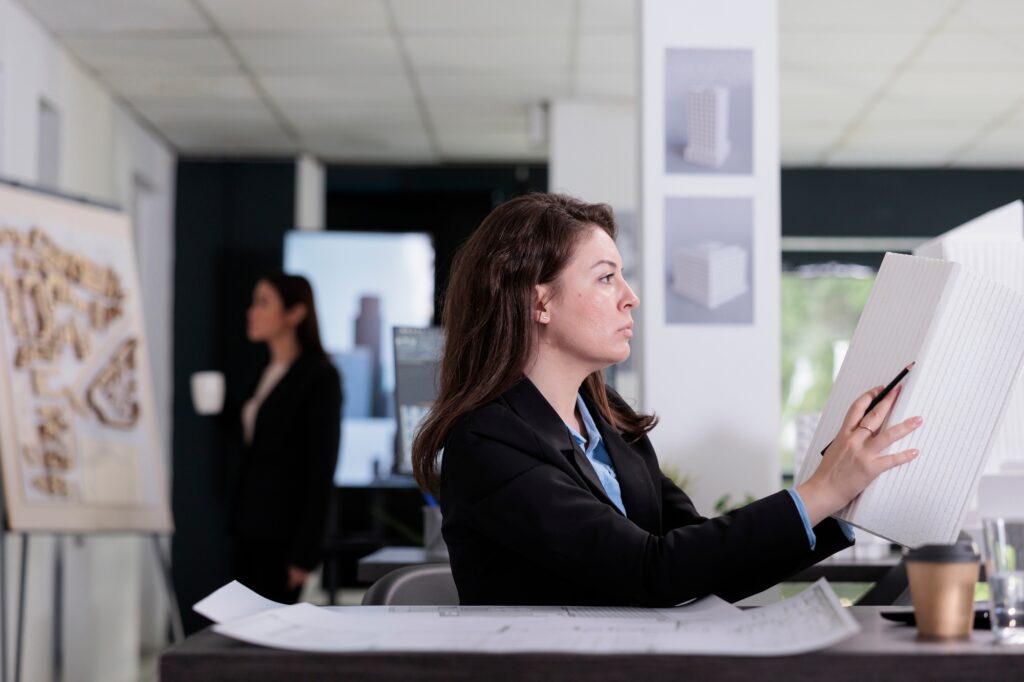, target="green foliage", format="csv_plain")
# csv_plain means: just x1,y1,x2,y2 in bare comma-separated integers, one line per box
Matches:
713,493,756,515
660,462,696,494
780,272,875,472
